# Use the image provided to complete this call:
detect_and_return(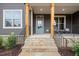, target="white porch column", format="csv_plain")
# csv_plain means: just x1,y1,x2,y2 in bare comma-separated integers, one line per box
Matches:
30,7,33,35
